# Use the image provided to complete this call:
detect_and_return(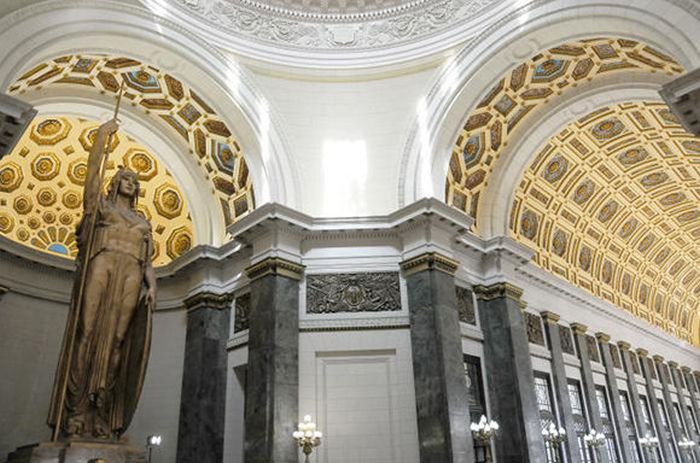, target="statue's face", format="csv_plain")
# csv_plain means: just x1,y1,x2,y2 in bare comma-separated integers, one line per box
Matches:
118,173,138,198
